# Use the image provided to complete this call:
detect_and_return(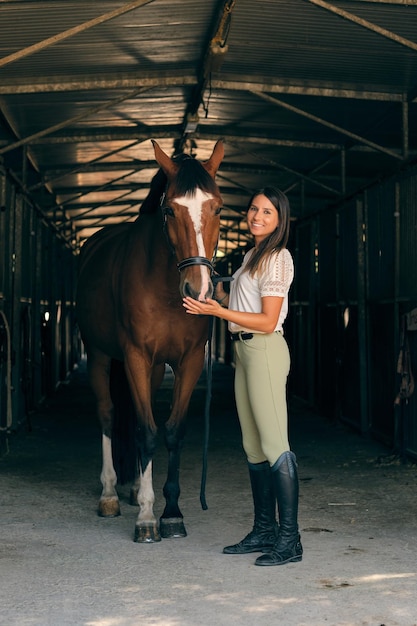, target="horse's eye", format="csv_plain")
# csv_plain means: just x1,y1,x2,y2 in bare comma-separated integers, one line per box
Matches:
215,206,222,215
164,207,175,217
